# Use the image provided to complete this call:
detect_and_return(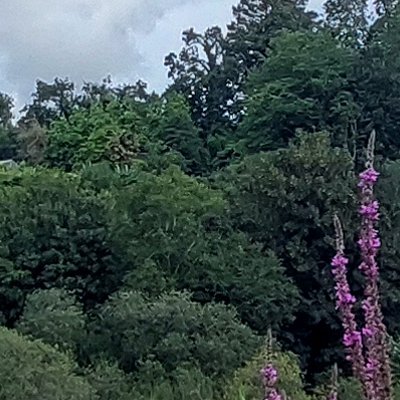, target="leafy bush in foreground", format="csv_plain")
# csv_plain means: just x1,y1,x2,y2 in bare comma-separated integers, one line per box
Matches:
16,288,86,353
224,347,310,400
0,327,96,400
86,291,261,378
0,168,122,323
